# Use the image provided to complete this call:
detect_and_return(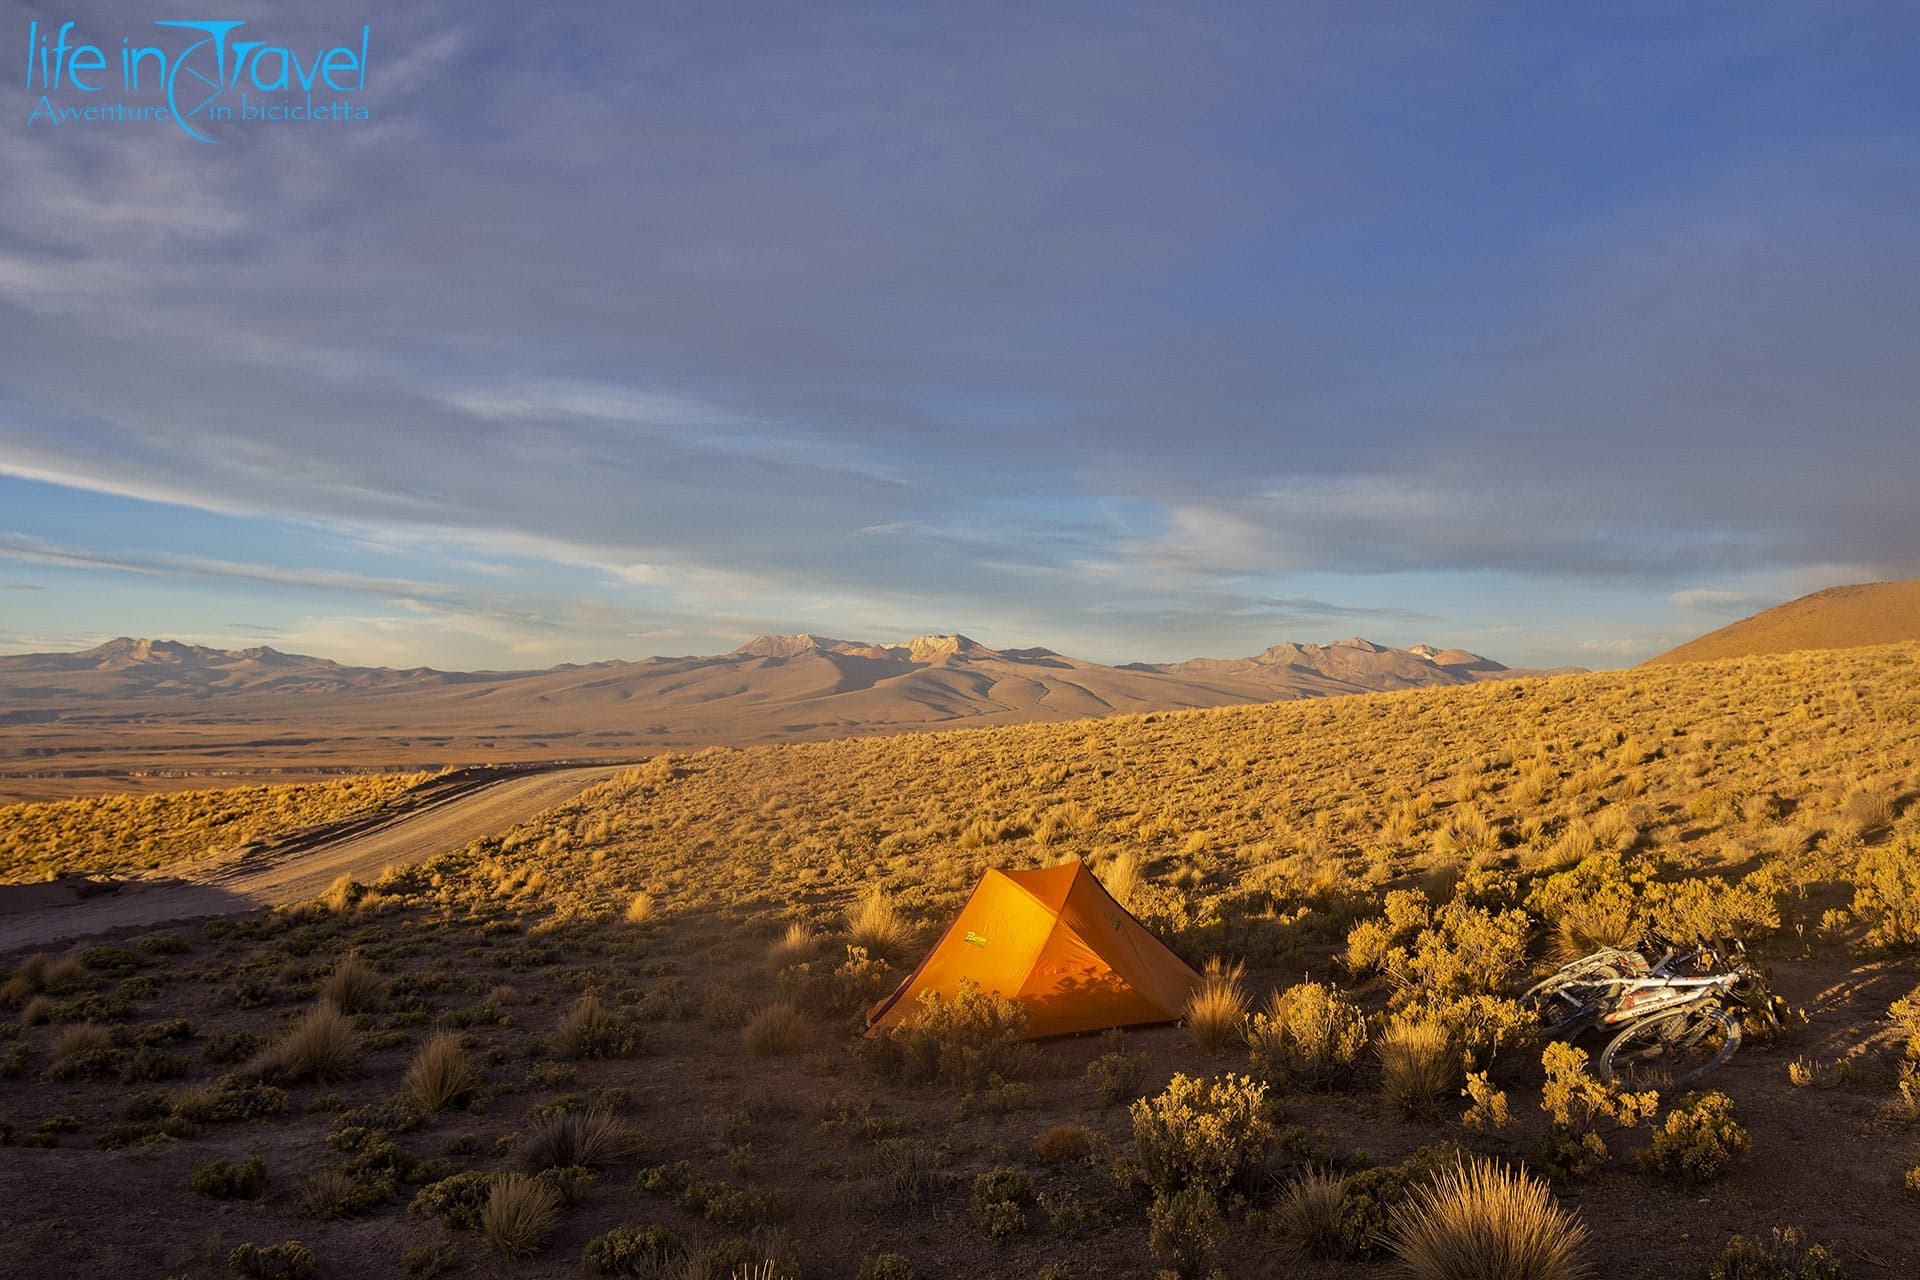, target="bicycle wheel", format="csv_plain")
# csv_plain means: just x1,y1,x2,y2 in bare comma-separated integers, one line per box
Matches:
1597,1007,1741,1088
